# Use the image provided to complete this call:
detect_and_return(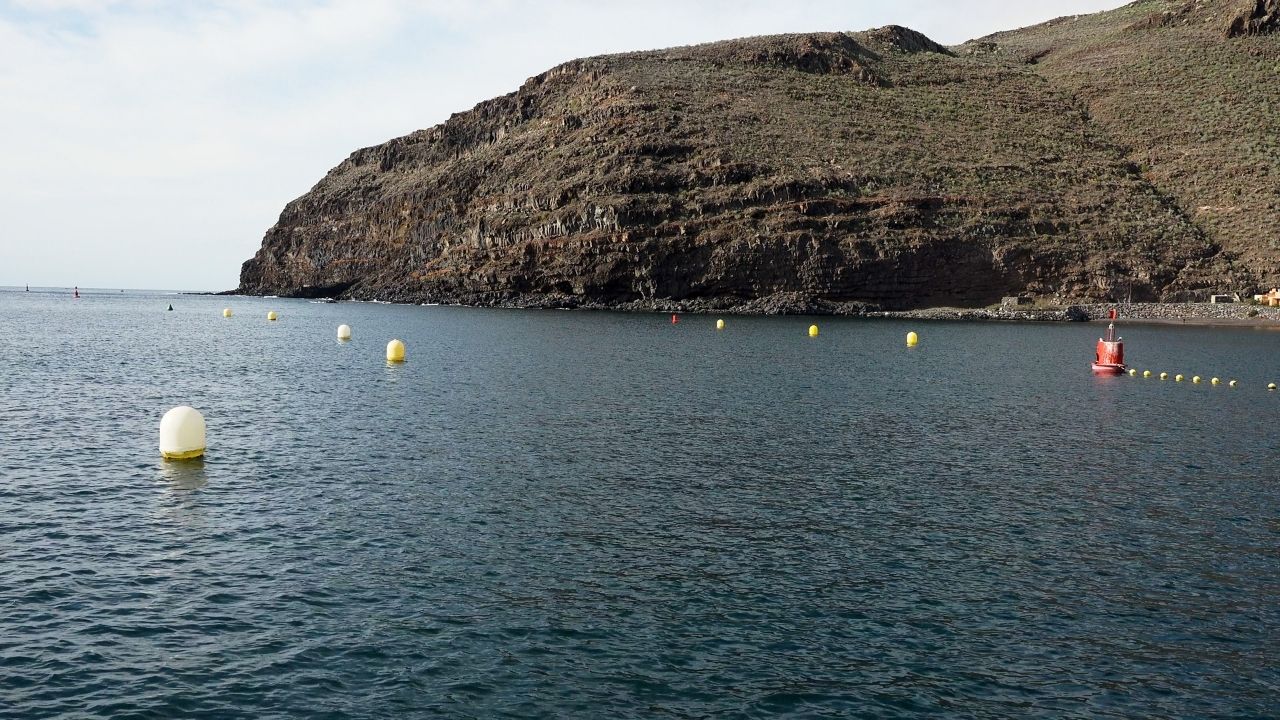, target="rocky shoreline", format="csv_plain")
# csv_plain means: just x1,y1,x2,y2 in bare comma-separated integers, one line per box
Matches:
224,286,1280,325
875,302,1280,324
